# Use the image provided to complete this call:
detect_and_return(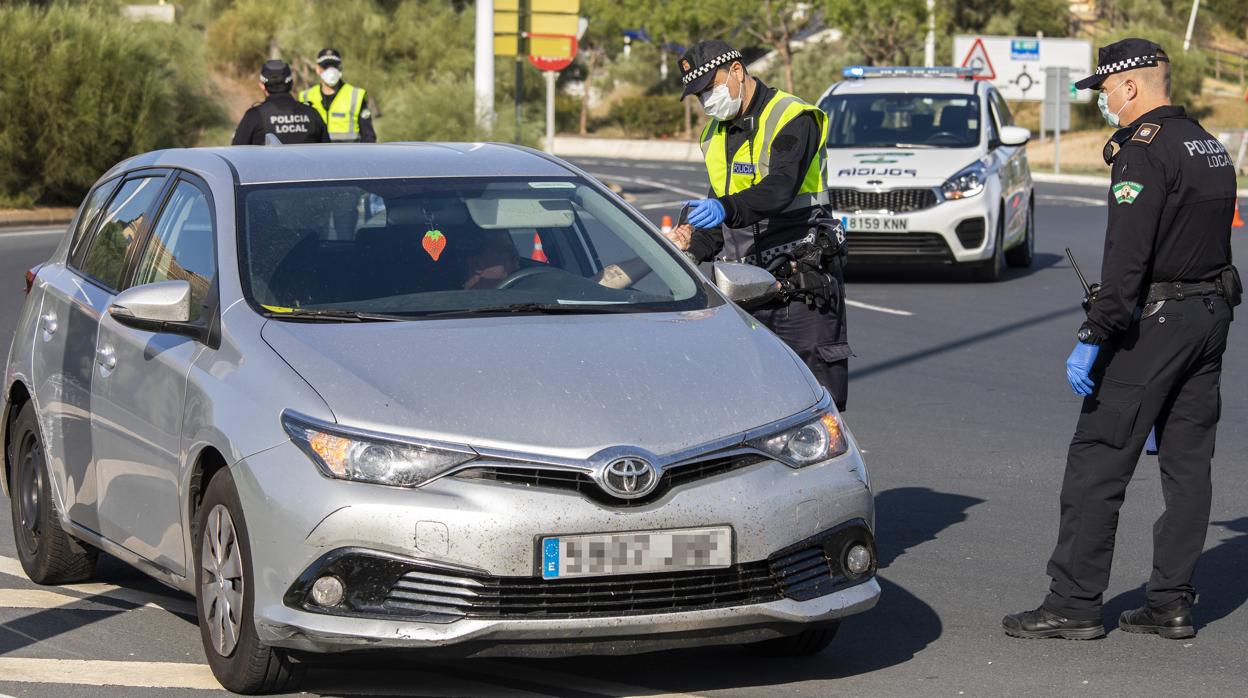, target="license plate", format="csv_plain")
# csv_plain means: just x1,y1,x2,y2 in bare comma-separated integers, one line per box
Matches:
540,526,733,579
843,215,908,231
